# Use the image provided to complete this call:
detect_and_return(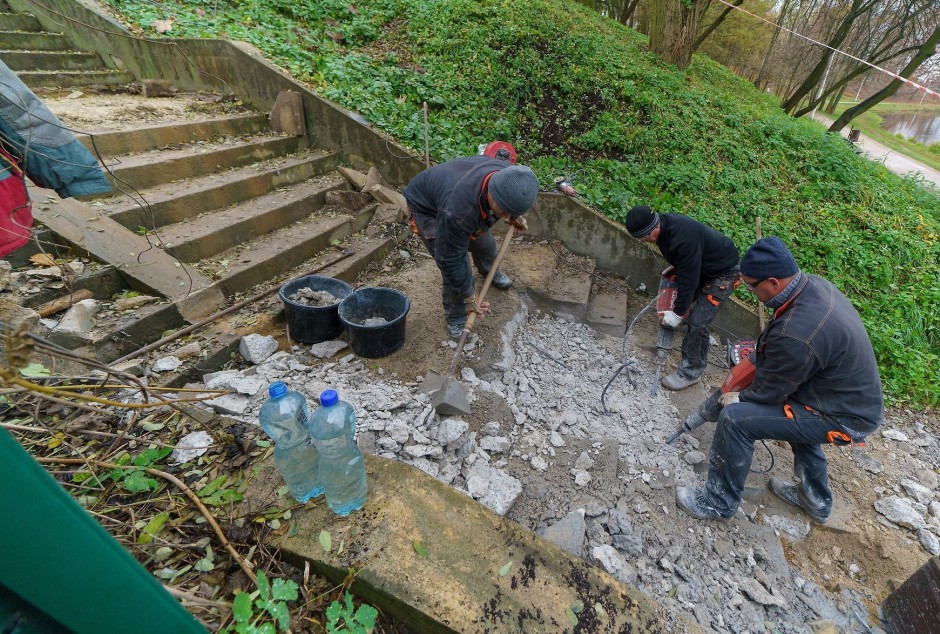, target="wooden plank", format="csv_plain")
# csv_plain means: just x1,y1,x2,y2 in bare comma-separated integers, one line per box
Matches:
36,289,93,317
31,188,213,302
